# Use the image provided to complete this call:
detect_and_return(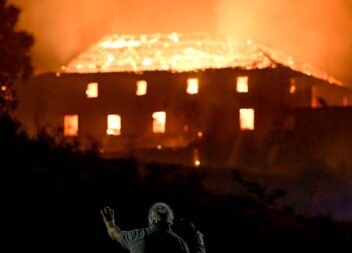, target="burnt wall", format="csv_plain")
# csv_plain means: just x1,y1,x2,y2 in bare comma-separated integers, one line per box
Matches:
289,107,352,169
13,68,352,167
